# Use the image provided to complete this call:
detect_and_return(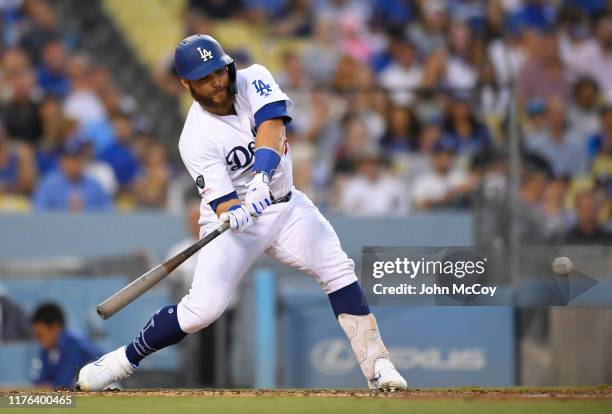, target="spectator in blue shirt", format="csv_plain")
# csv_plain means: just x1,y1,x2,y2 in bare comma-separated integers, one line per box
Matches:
37,40,70,98
30,303,101,389
100,113,140,192
33,139,112,211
